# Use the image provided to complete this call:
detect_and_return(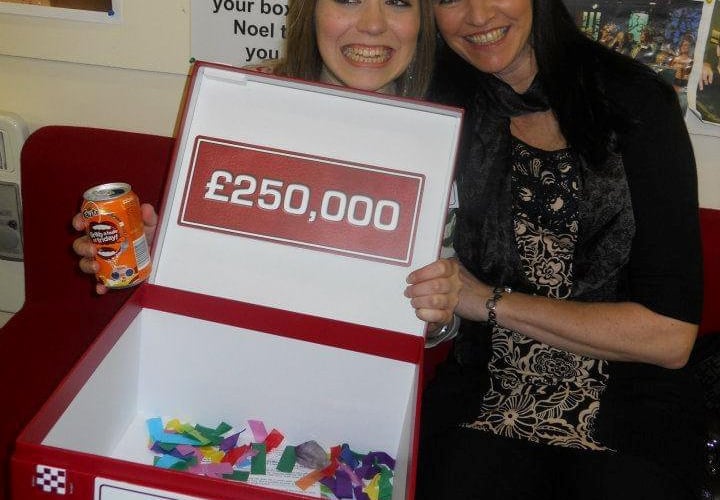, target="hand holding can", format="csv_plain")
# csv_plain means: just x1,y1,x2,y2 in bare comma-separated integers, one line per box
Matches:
80,182,152,289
